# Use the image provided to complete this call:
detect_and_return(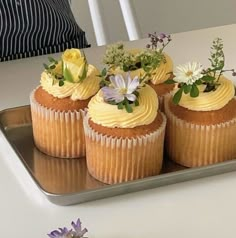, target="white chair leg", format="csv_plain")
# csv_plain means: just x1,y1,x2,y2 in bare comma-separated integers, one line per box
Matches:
119,0,141,41
87,0,110,46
